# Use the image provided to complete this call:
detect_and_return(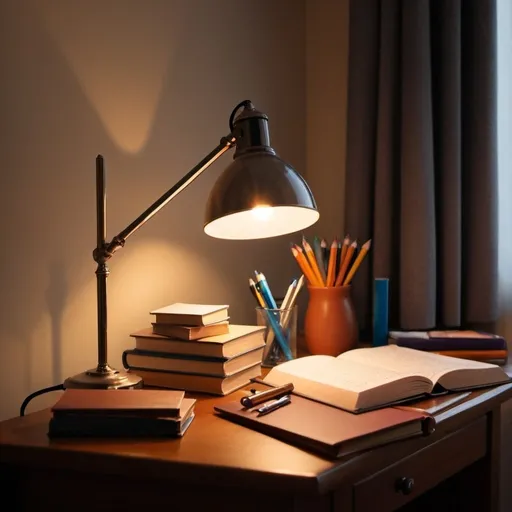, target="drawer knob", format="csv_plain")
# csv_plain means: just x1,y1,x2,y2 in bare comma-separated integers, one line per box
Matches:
395,476,415,495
